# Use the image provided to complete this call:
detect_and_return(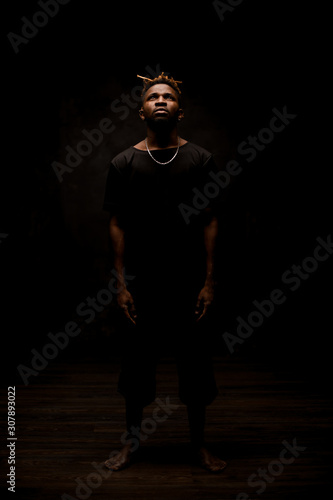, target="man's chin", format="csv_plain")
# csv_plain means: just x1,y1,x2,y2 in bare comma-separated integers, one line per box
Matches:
146,116,177,131
154,116,169,121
